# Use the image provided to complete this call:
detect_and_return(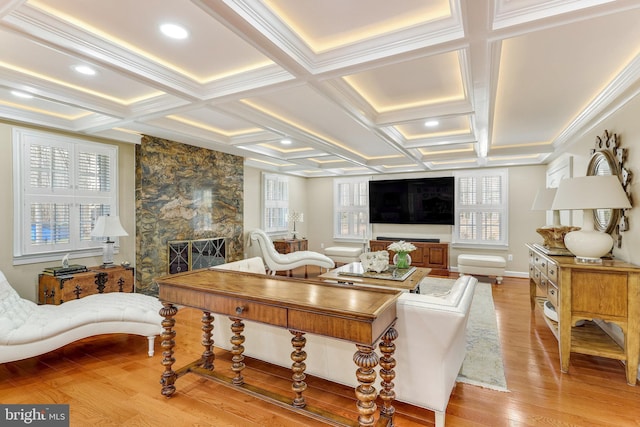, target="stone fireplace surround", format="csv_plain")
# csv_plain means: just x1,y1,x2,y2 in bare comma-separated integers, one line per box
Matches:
135,135,243,296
